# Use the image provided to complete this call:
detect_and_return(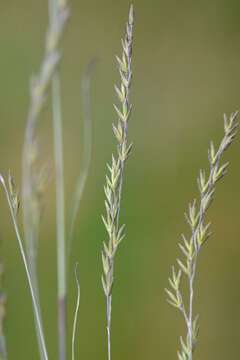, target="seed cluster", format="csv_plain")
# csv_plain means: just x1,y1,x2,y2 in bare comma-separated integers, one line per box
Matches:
166,111,239,360
102,5,134,300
